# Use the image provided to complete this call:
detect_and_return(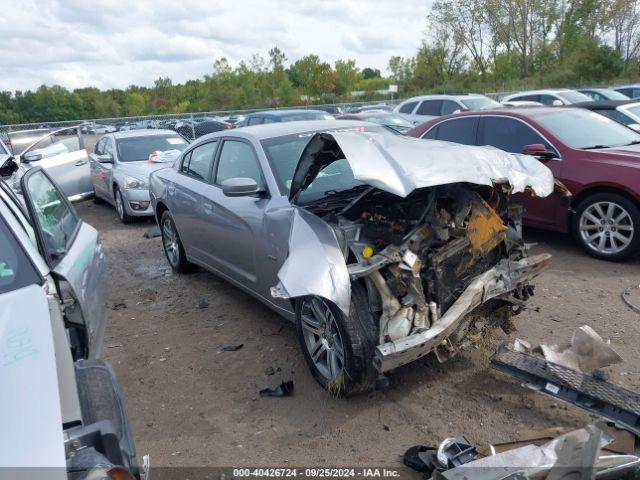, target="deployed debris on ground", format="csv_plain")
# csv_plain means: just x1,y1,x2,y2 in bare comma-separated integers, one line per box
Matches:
404,327,640,479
